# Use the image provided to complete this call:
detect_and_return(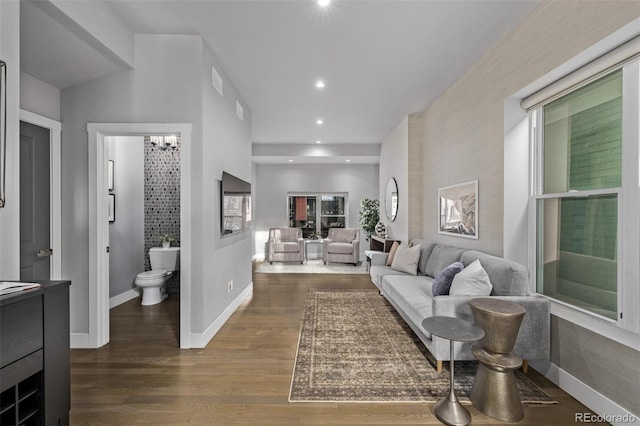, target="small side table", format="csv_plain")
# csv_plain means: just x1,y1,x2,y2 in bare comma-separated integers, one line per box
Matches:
469,298,526,422
422,316,484,426
304,239,323,261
